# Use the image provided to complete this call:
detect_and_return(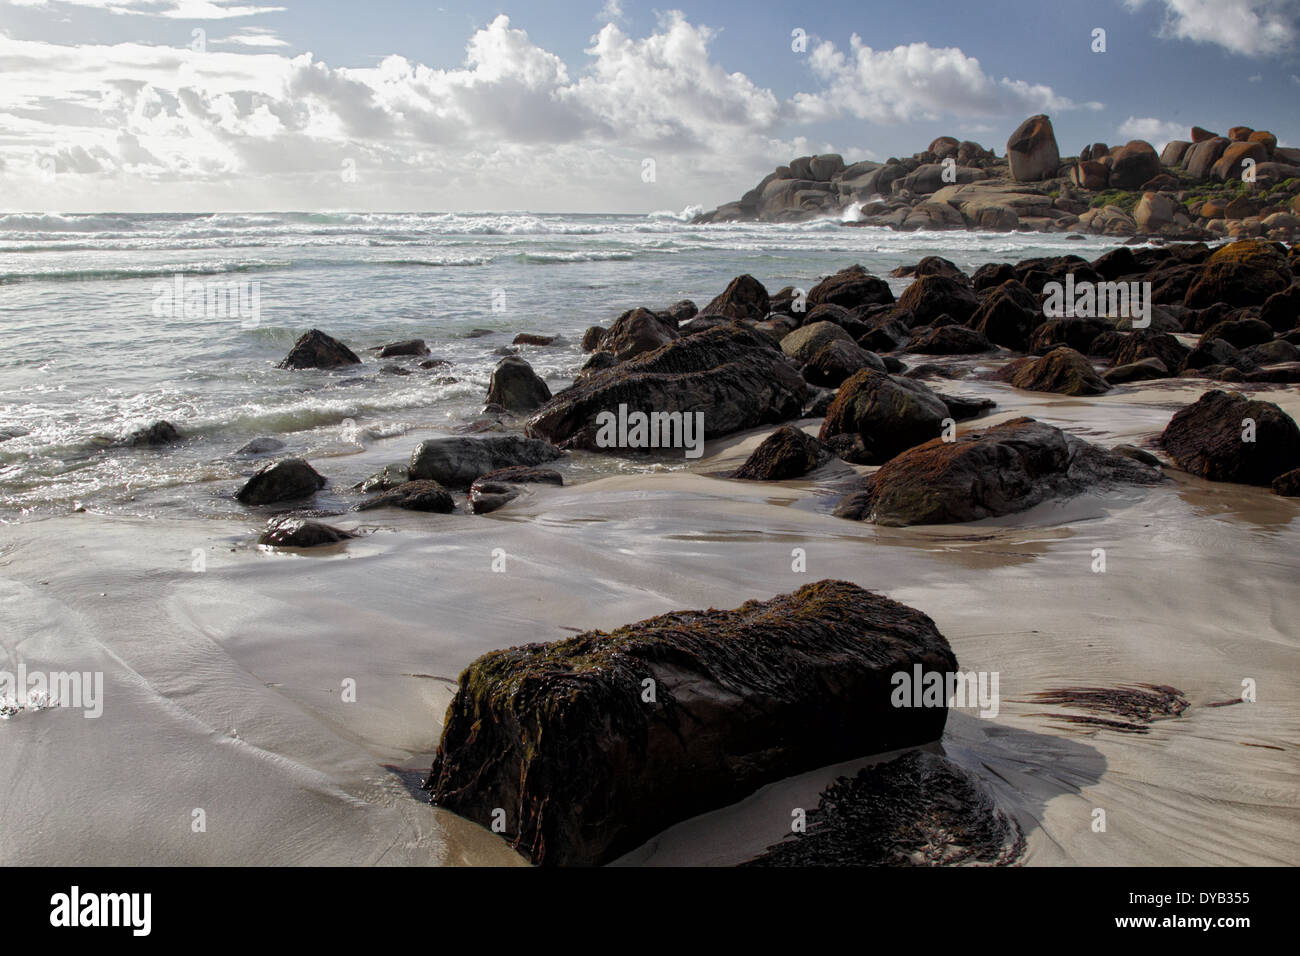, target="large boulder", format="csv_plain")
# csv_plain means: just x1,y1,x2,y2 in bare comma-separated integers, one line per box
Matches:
1160,390,1300,485
408,435,563,488
1260,284,1300,331
971,280,1040,351
897,274,981,326
1161,141,1192,166
1183,240,1292,308
834,418,1162,526
277,329,361,370
1112,330,1191,371
235,458,326,505
906,325,994,355
802,338,886,387
425,580,957,866
1212,141,1268,182
1108,141,1161,190
818,369,950,463
1029,317,1111,355
525,324,807,451
996,347,1110,395
781,321,854,365
1068,161,1110,190
602,307,680,361
806,265,895,310
1183,137,1230,180
732,426,831,480
1007,114,1060,183
486,356,551,413
700,274,770,321
1134,192,1178,233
